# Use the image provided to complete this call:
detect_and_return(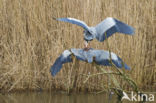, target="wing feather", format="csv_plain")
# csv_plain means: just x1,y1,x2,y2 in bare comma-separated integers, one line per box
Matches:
50,49,130,76
95,17,135,42
92,50,130,70
55,18,90,31
50,50,72,76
